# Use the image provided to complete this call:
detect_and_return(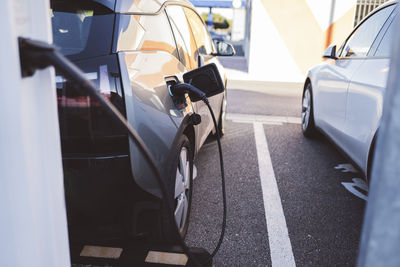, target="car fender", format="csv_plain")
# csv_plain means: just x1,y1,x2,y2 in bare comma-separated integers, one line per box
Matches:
305,63,327,127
